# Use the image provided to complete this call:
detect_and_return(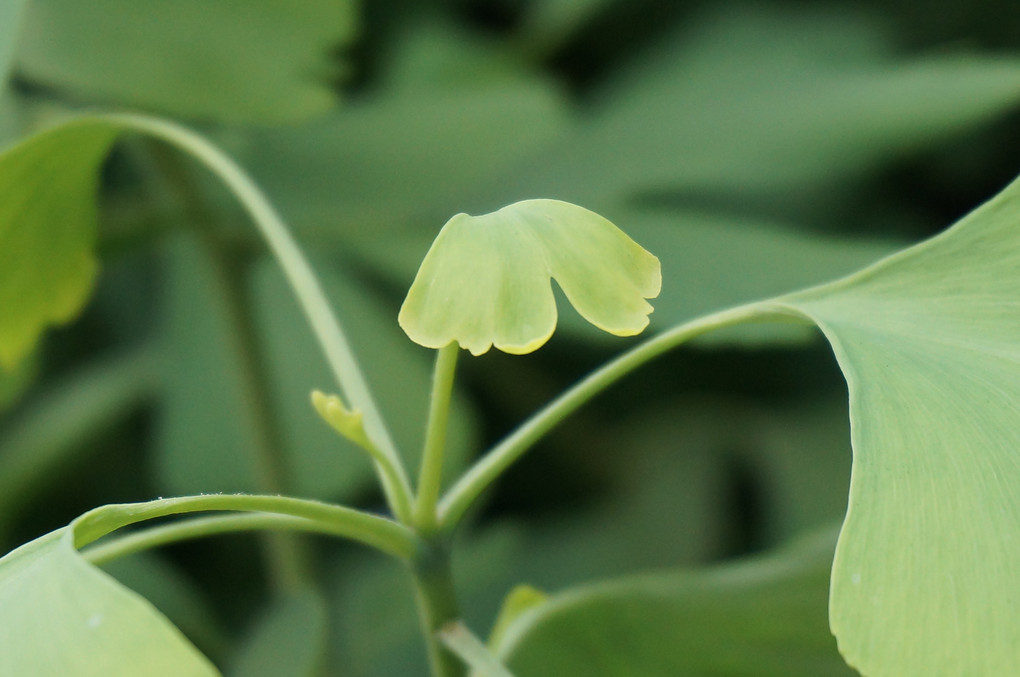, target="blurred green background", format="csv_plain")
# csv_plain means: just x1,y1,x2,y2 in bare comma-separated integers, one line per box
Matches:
1,0,1019,674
